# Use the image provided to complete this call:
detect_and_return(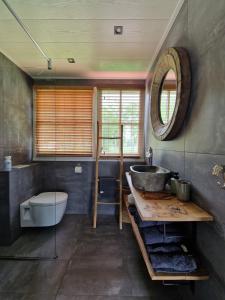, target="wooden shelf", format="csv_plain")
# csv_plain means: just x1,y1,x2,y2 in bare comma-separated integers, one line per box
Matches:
124,195,209,281
126,172,213,222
